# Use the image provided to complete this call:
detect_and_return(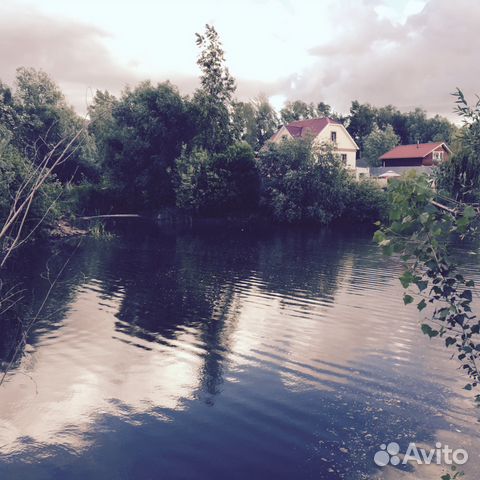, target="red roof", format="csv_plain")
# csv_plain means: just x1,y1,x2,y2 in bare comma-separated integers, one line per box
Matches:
285,117,340,138
380,142,448,160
